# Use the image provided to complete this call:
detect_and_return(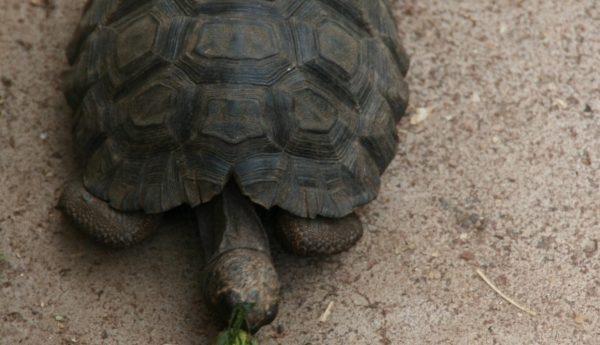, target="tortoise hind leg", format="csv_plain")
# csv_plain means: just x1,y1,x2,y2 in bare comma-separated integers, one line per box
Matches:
196,182,280,332
275,211,363,257
59,179,161,247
